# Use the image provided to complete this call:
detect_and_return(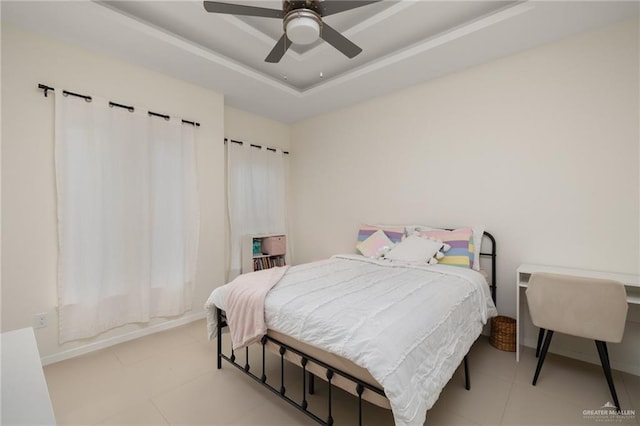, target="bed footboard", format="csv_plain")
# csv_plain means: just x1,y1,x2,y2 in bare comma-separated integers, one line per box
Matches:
216,307,385,426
